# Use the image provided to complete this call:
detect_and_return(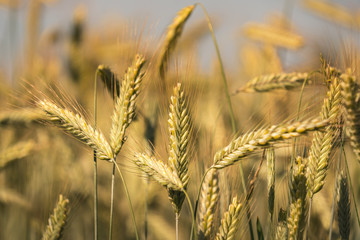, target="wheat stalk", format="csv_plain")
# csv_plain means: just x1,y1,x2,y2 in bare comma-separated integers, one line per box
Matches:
39,99,114,161
41,194,69,240
337,171,350,240
266,147,275,219
198,169,219,239
307,77,341,196
212,118,328,169
158,5,195,79
234,72,308,94
167,83,191,213
340,70,360,163
110,54,145,156
215,196,242,240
